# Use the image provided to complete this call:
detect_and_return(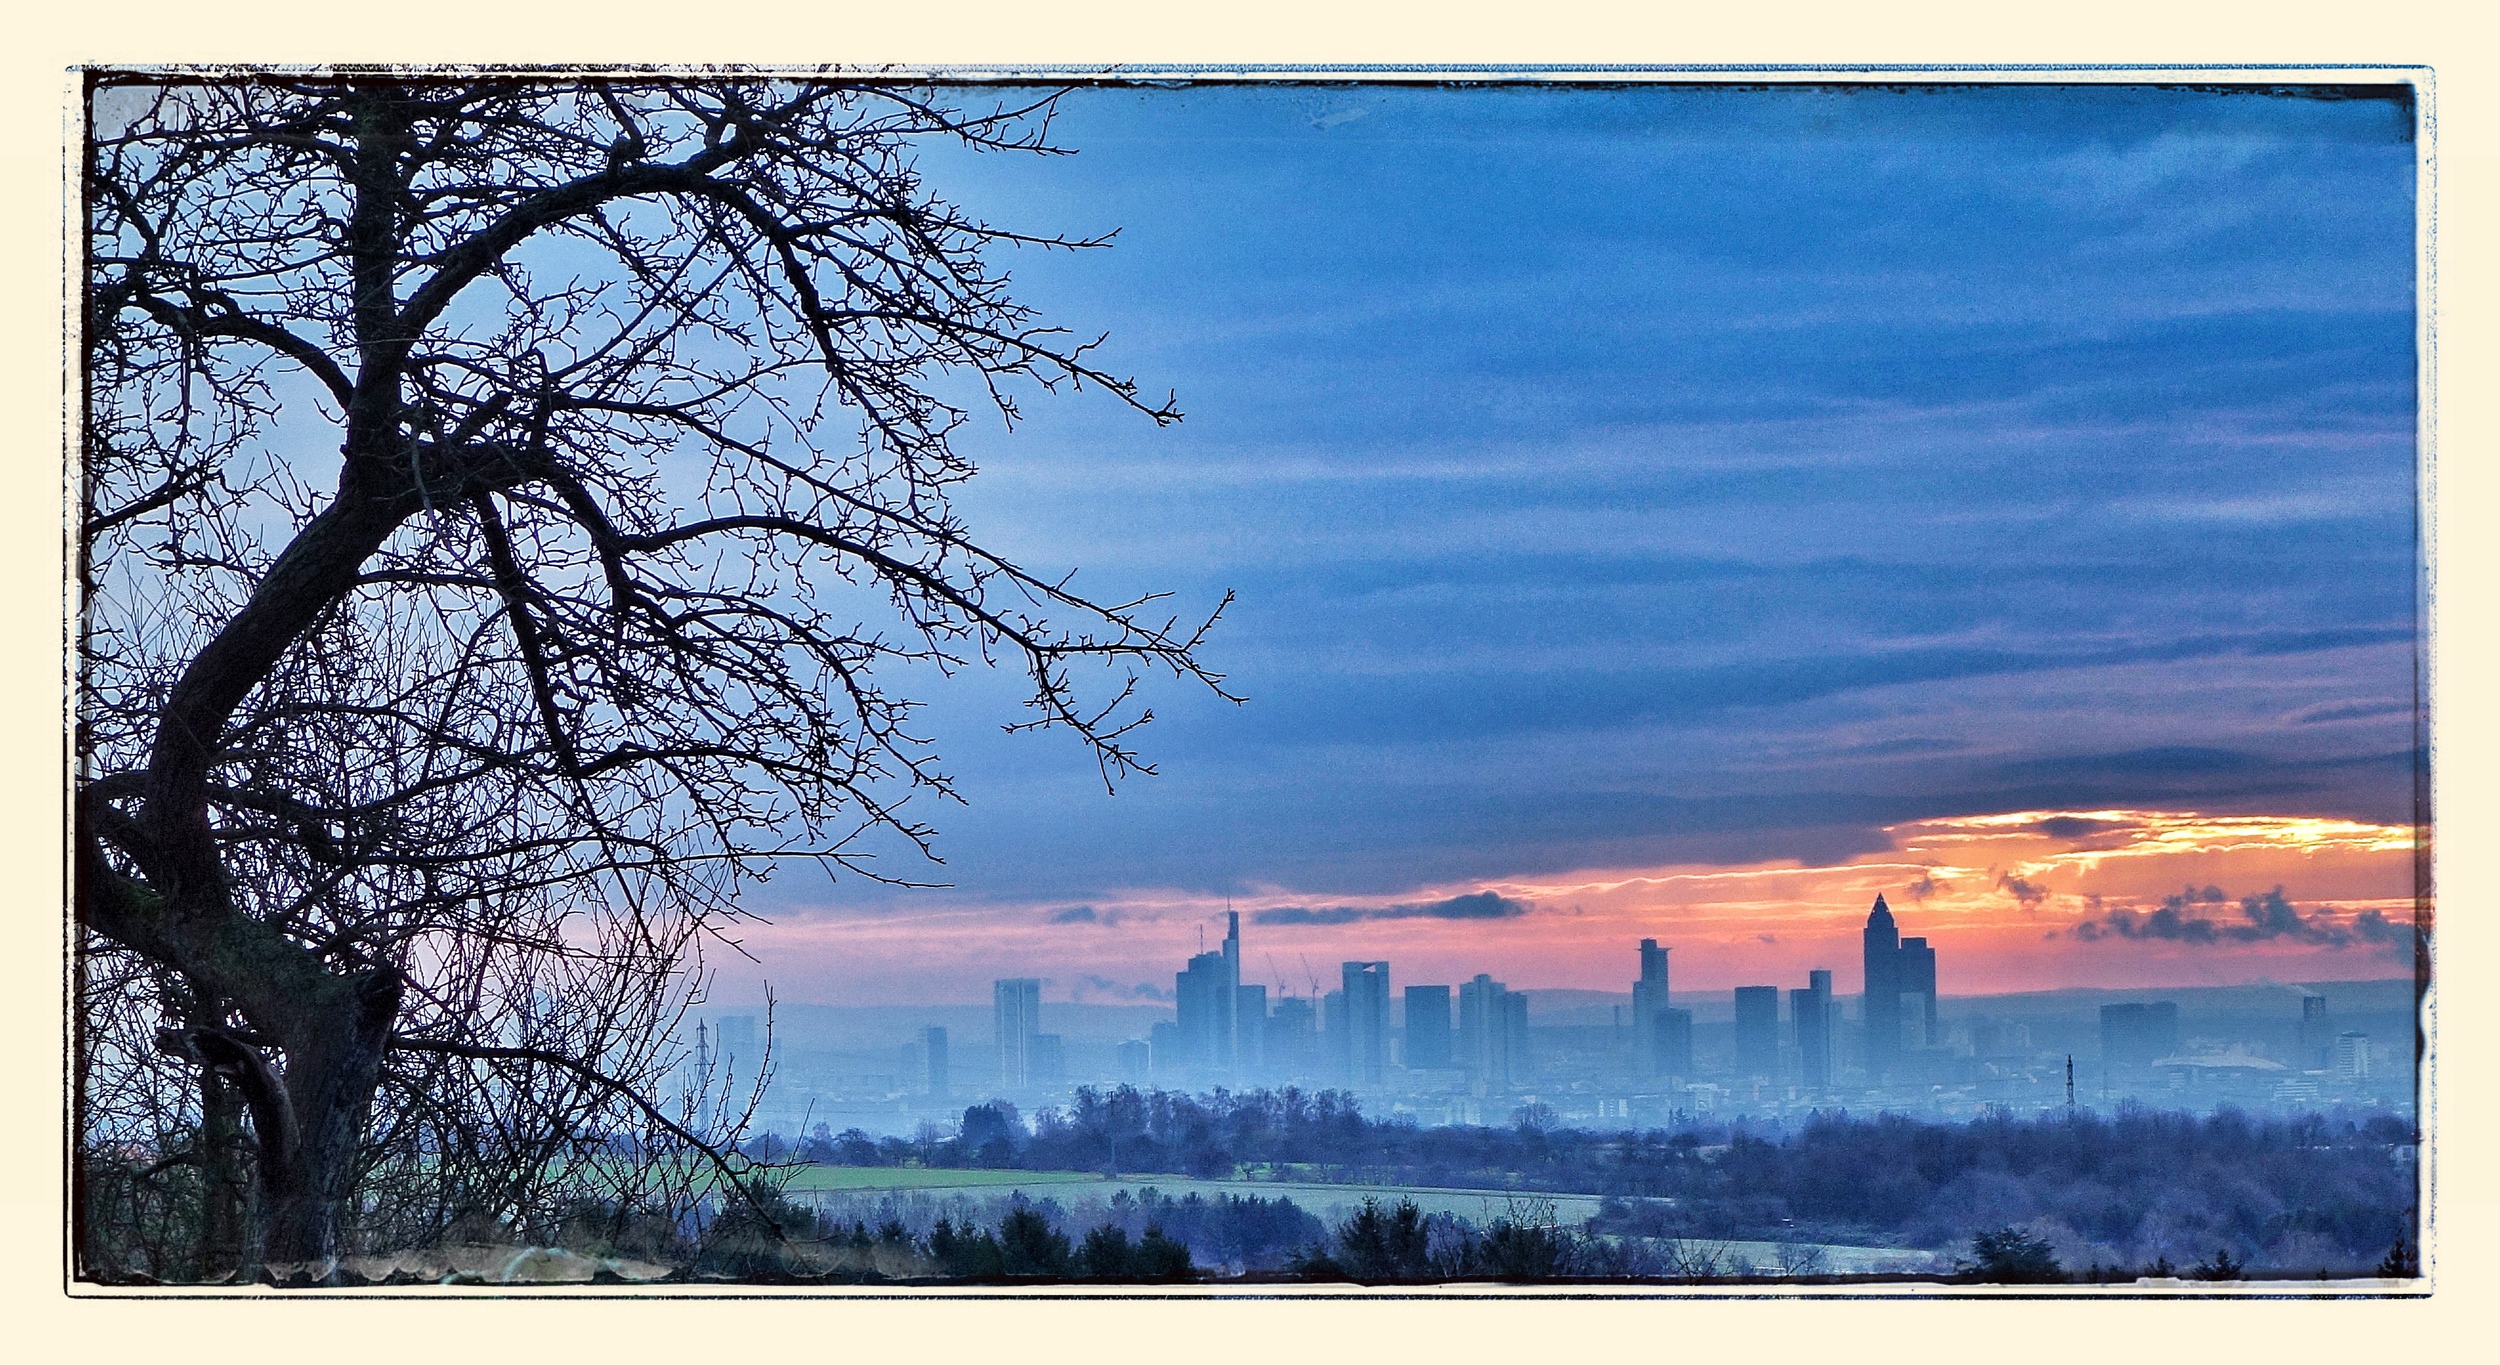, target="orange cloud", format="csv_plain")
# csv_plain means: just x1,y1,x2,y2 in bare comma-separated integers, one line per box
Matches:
721,808,2421,1005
